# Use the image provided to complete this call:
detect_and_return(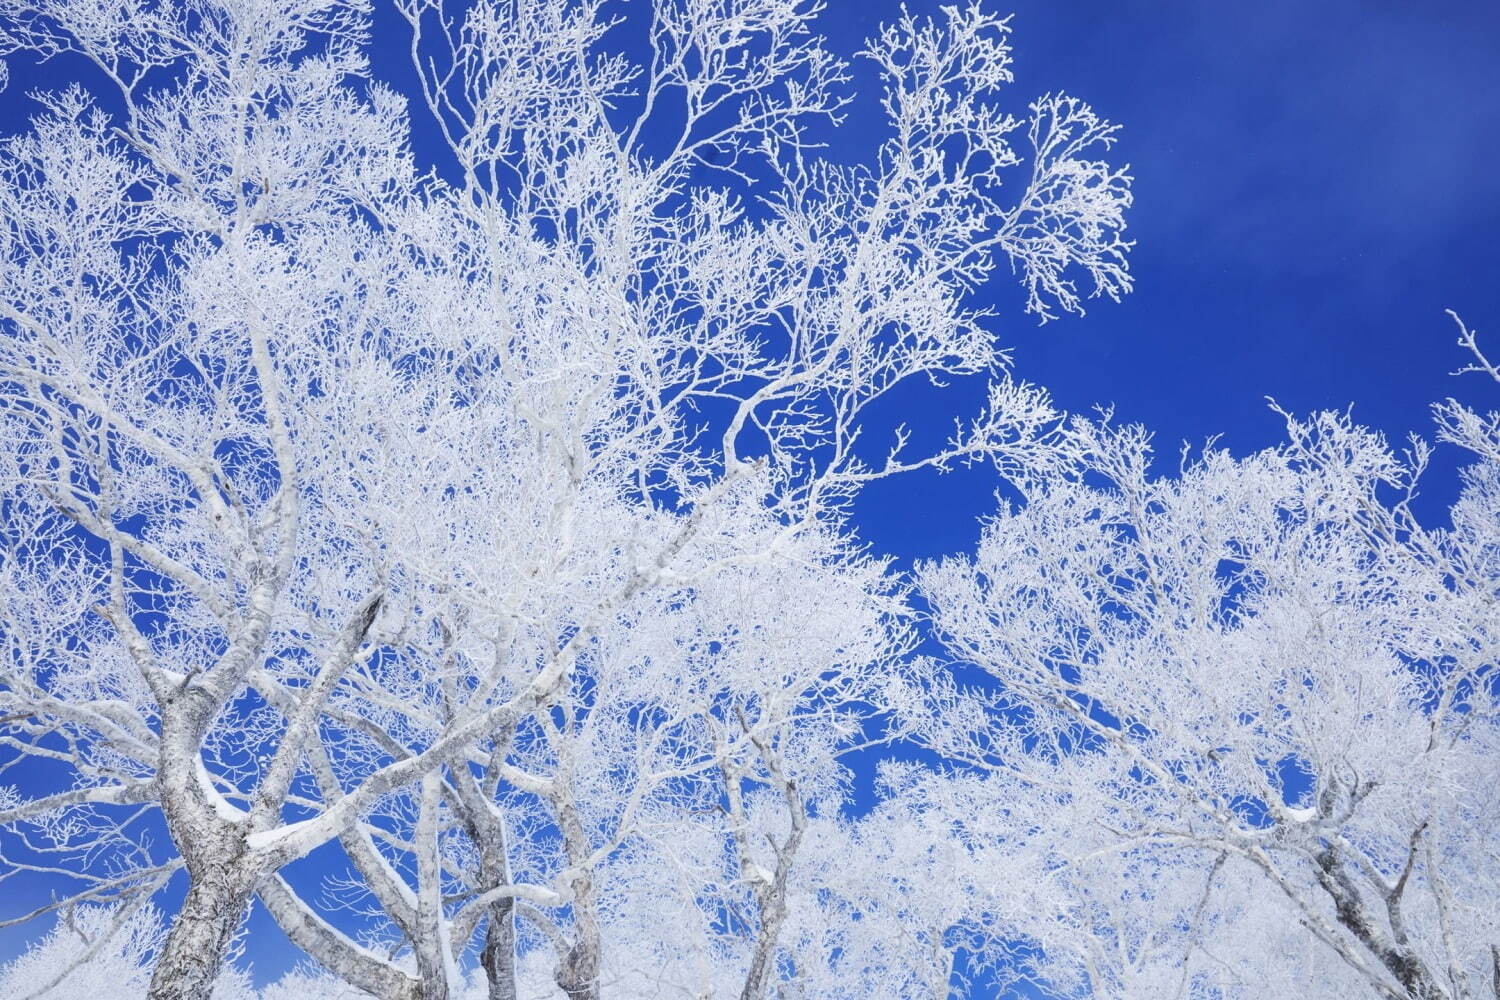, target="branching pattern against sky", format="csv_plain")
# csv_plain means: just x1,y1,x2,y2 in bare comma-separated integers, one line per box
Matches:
0,1,1495,999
